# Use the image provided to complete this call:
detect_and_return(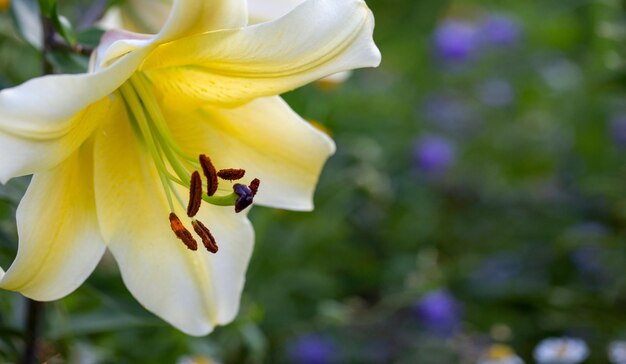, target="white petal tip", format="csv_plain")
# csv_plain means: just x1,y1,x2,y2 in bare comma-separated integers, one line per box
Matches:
178,323,216,337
